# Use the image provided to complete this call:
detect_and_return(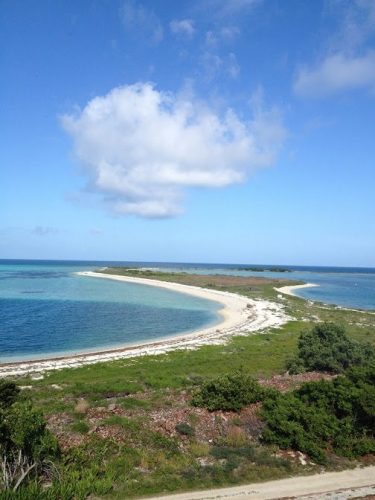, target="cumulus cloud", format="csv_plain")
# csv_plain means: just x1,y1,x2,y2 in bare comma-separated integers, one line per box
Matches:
62,83,286,218
170,19,195,38
294,51,375,97
121,1,163,44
